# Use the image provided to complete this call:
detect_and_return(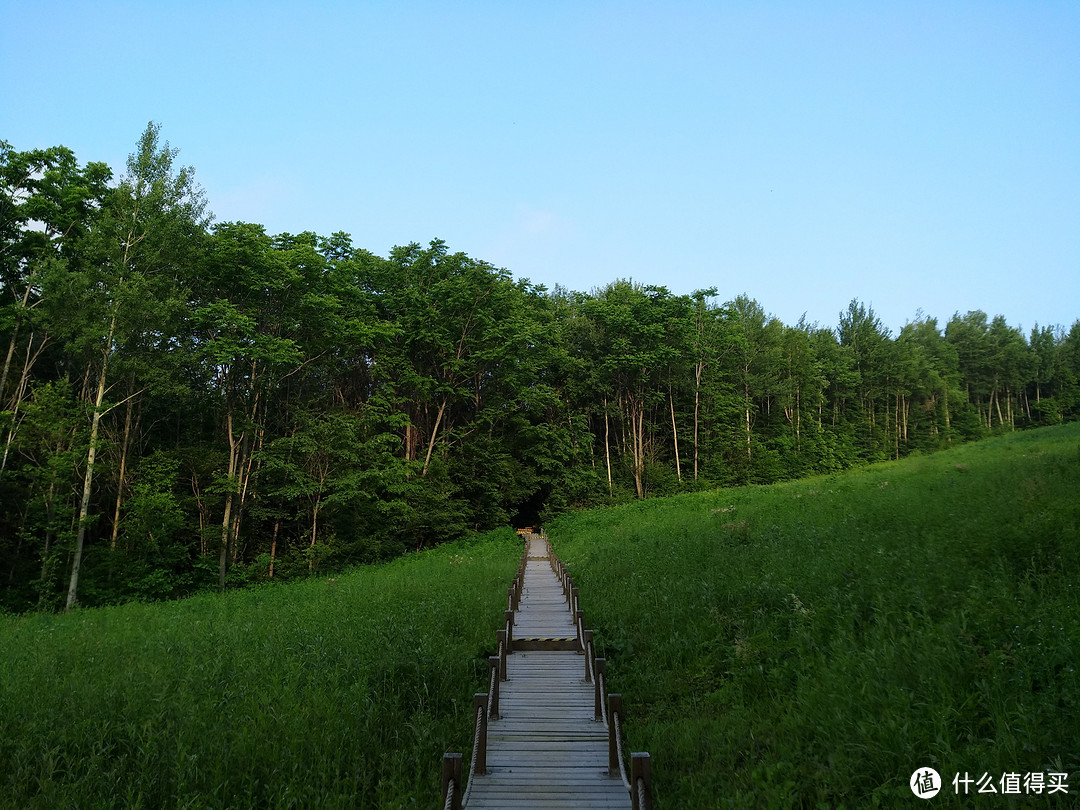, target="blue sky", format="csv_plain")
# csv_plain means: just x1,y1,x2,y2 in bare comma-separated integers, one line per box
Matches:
2,1,1077,335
